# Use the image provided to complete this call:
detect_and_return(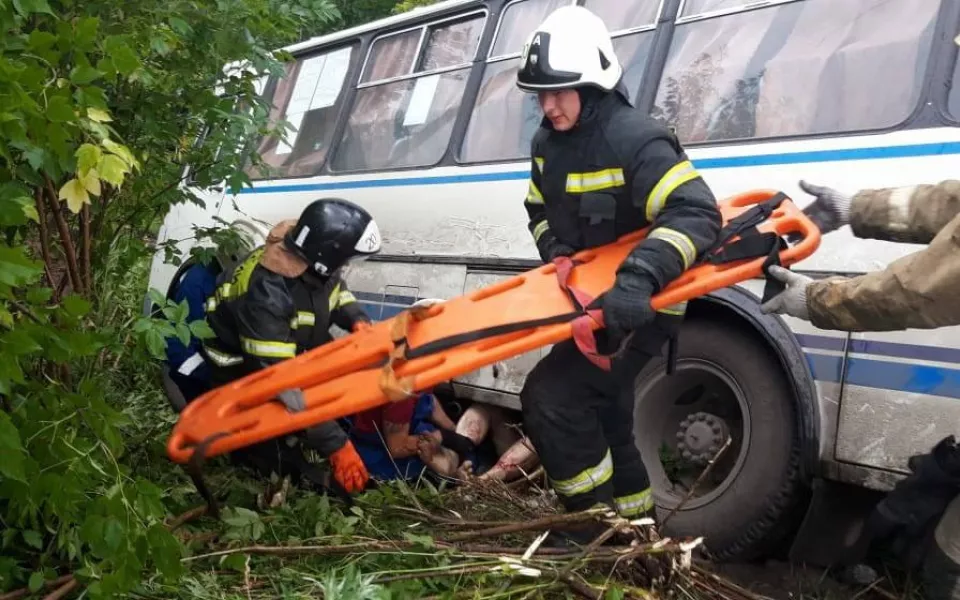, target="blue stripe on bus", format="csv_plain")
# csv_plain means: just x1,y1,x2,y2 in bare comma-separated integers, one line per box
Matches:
355,298,960,399
237,141,960,195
